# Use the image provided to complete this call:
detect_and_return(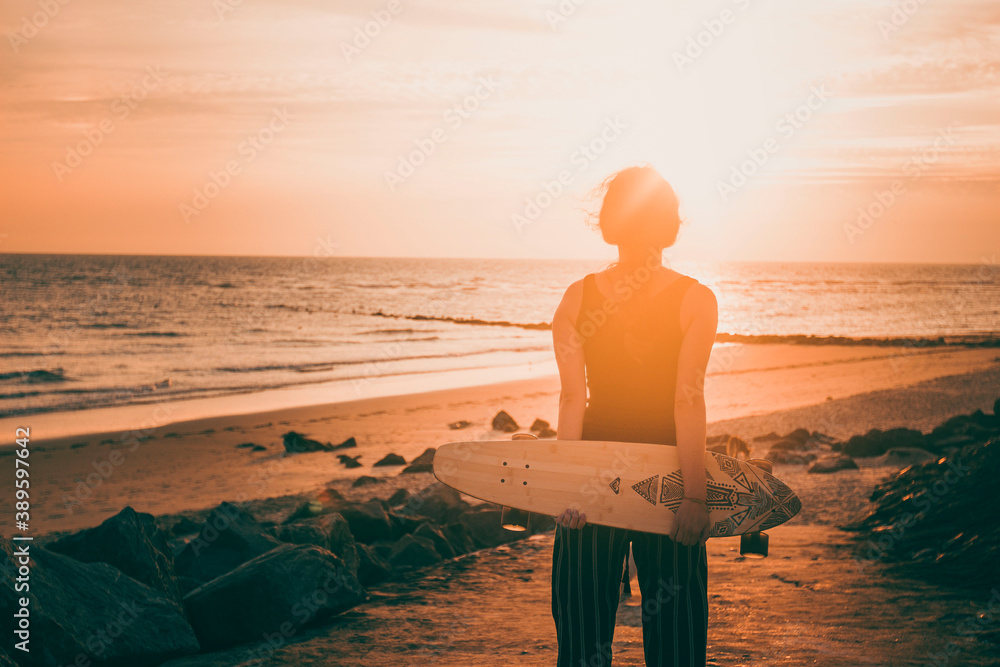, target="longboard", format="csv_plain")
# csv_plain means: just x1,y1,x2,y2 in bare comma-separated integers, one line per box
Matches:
433,438,801,538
